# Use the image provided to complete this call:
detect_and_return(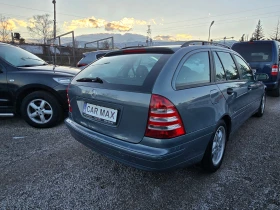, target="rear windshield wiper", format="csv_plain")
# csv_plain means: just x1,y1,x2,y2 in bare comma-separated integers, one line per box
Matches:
76,77,103,83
